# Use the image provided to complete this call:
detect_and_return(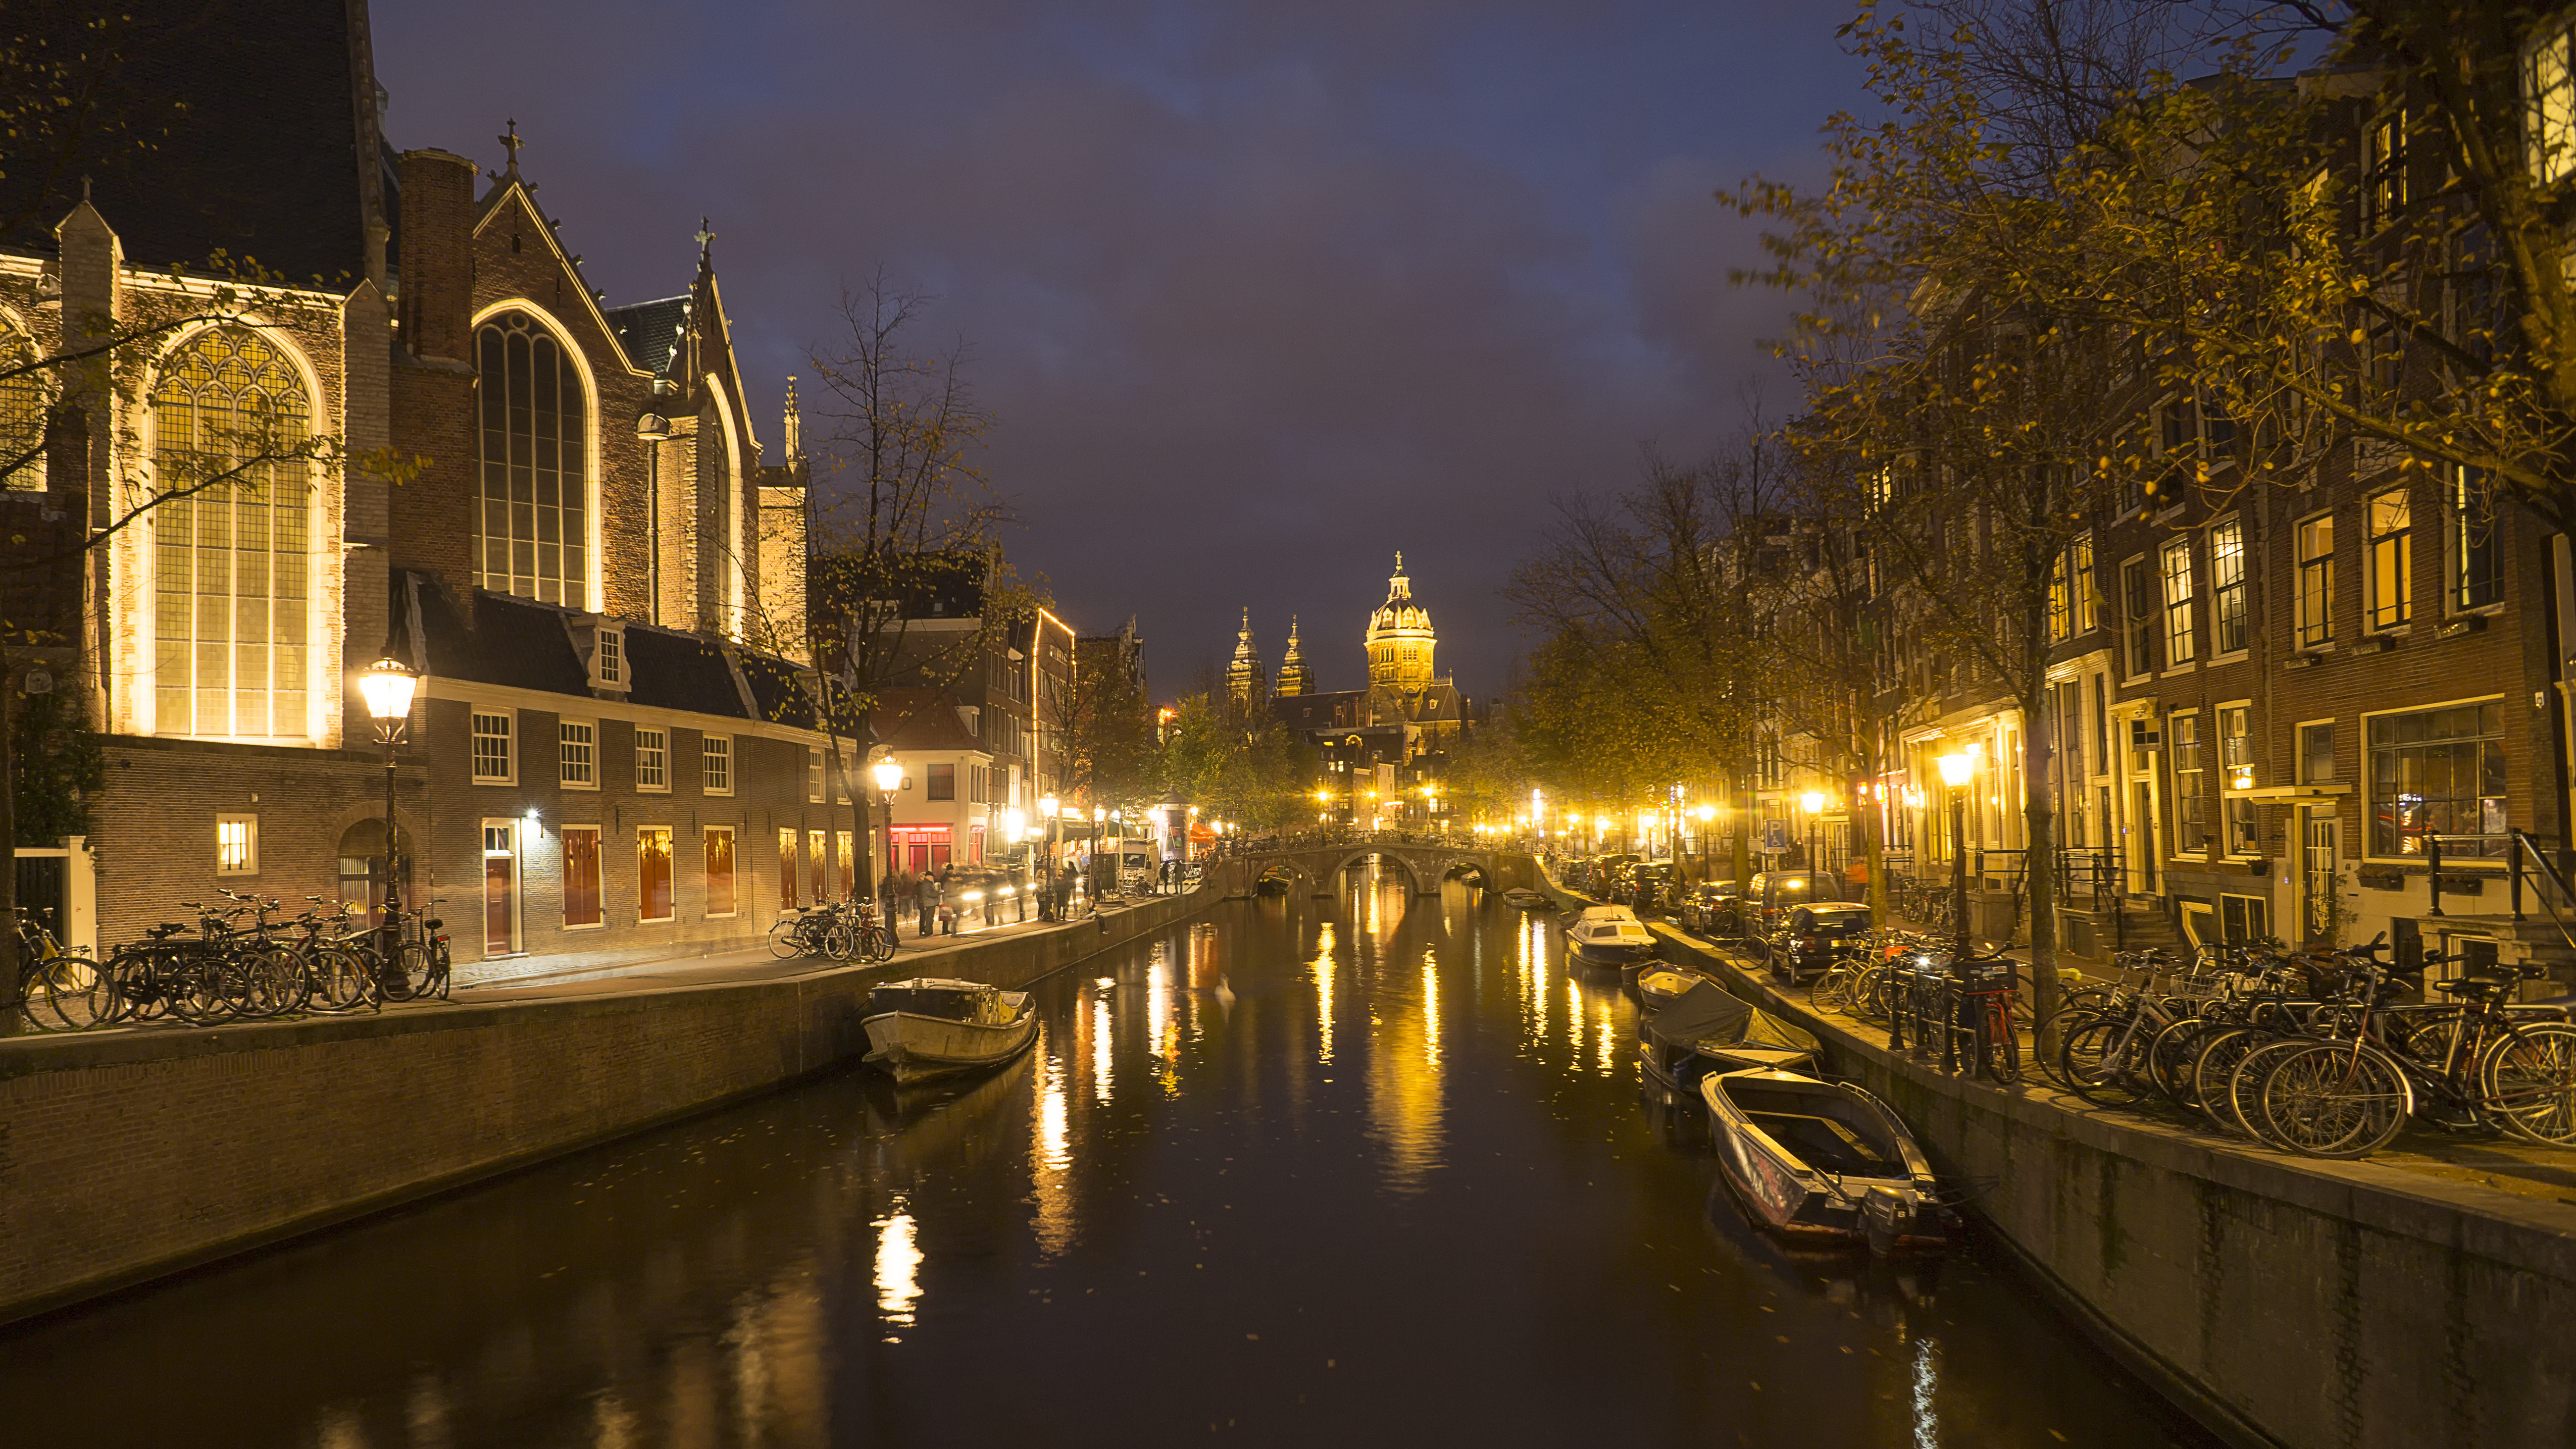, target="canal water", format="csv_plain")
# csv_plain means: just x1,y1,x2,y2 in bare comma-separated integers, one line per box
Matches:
2,867,2217,1448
